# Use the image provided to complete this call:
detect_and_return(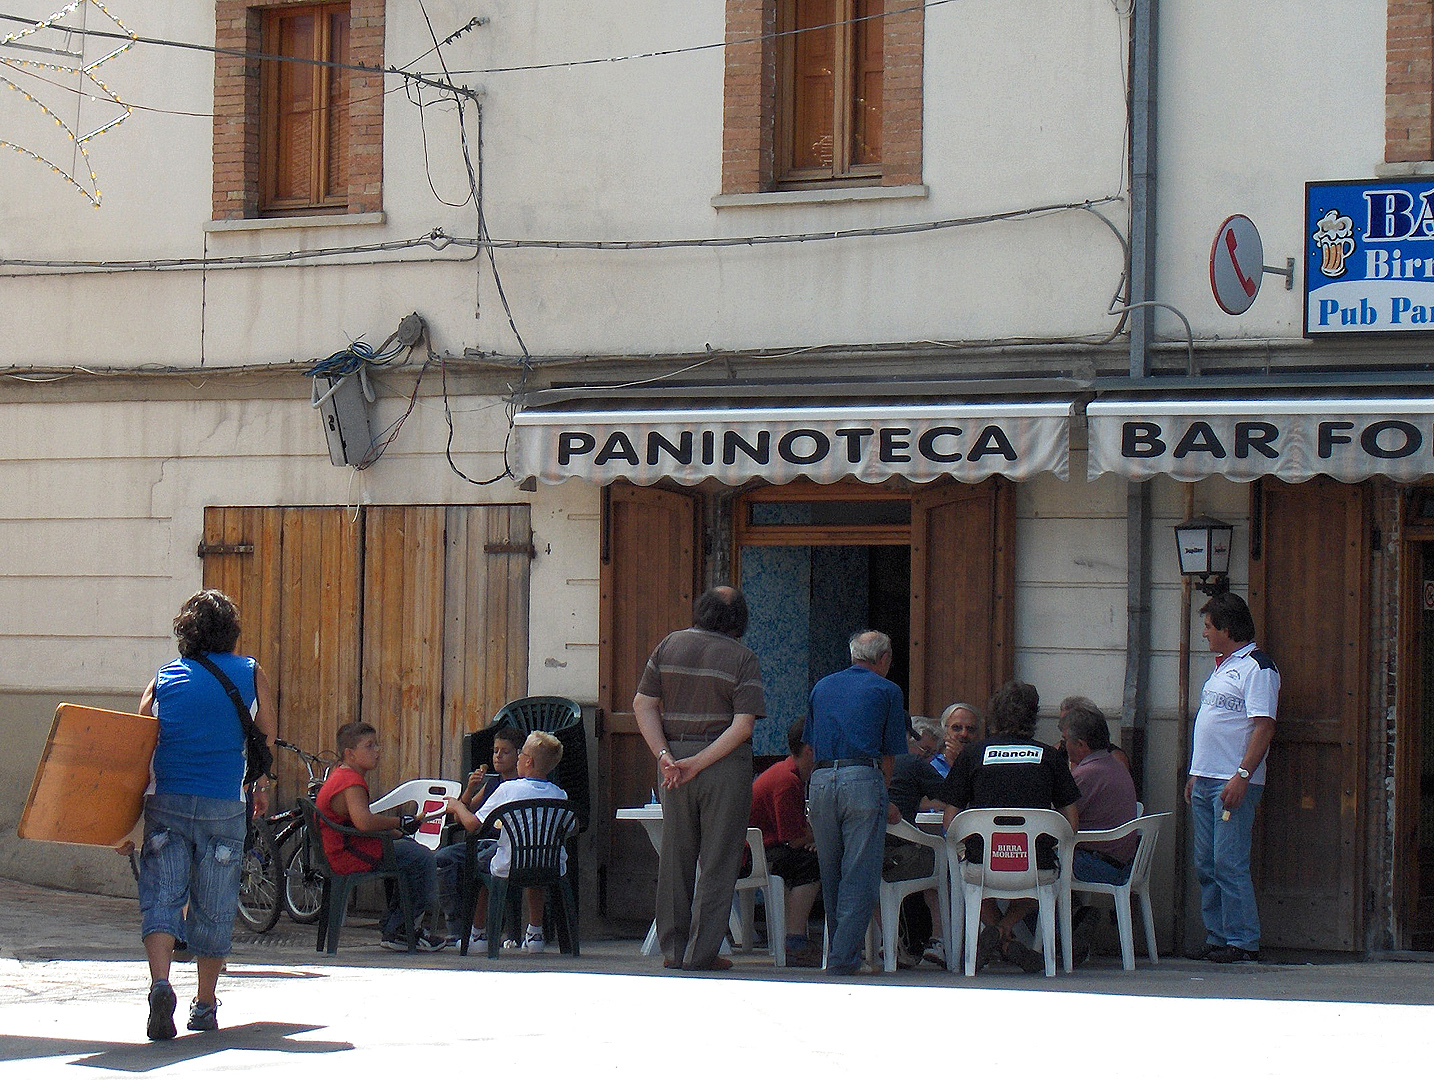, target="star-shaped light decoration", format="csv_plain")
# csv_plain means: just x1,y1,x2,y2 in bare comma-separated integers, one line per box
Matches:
0,1,136,206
